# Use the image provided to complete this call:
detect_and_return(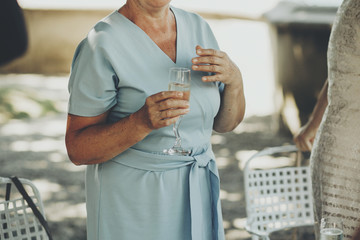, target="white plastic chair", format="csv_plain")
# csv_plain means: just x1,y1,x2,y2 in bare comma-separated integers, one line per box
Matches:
243,145,314,240
0,177,49,240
